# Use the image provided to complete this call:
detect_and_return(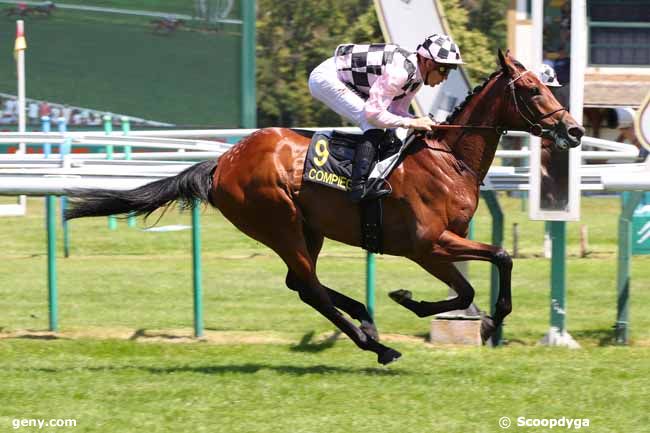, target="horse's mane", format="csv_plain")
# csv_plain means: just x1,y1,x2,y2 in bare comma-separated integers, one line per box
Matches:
443,69,503,125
